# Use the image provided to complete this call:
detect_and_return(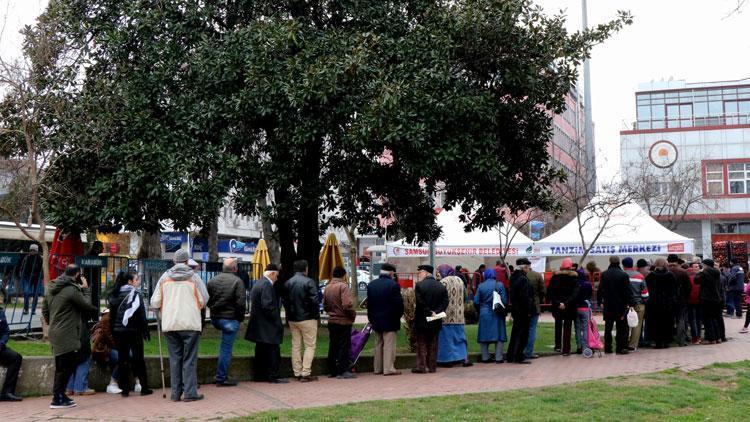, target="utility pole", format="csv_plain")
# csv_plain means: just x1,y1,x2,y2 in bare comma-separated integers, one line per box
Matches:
582,0,596,194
